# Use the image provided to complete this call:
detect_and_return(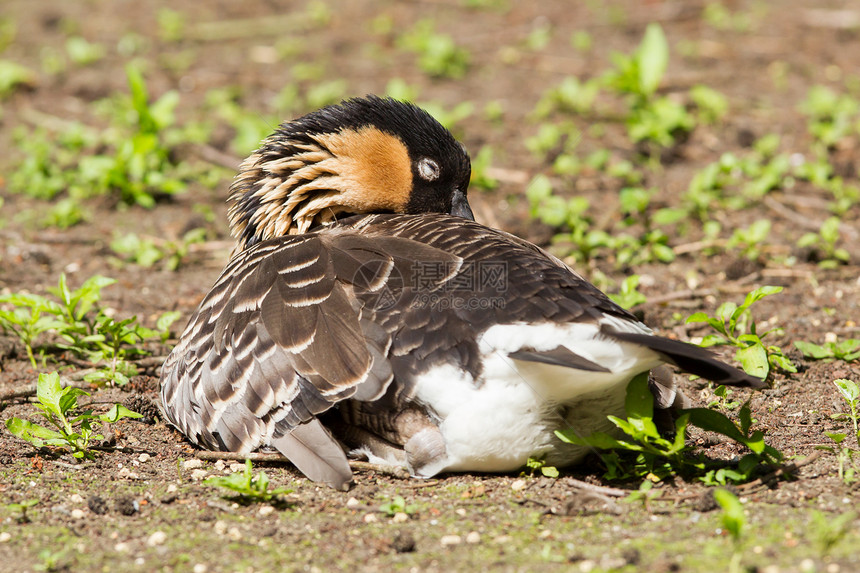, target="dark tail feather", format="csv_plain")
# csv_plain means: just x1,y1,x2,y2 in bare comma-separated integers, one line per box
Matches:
271,418,353,490
603,328,768,389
